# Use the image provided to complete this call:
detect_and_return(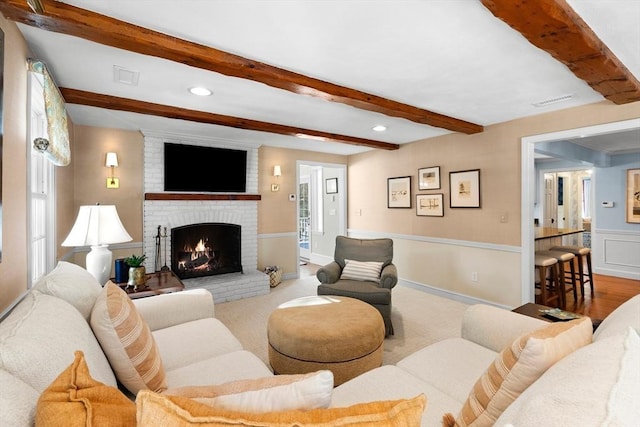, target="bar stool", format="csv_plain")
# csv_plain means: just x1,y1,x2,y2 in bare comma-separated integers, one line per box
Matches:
551,245,594,296
534,255,563,308
536,250,578,306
